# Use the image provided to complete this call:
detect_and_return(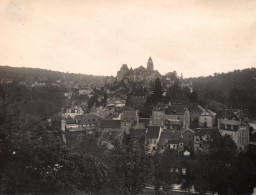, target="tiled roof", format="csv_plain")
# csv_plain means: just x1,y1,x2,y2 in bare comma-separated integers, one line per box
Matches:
158,131,182,146
168,139,182,144
100,119,121,128
146,126,161,139
78,114,99,124
166,105,186,115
